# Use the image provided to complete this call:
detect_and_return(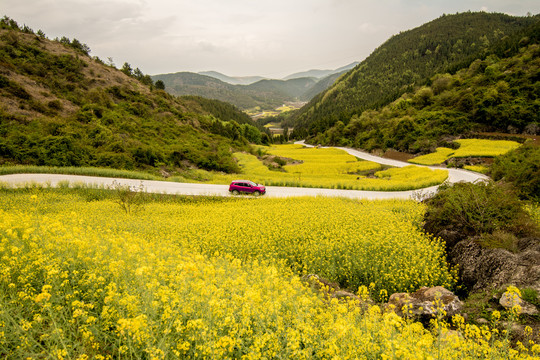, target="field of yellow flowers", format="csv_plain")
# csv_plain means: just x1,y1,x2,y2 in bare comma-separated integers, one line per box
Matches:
206,144,448,190
1,188,538,359
409,139,521,165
